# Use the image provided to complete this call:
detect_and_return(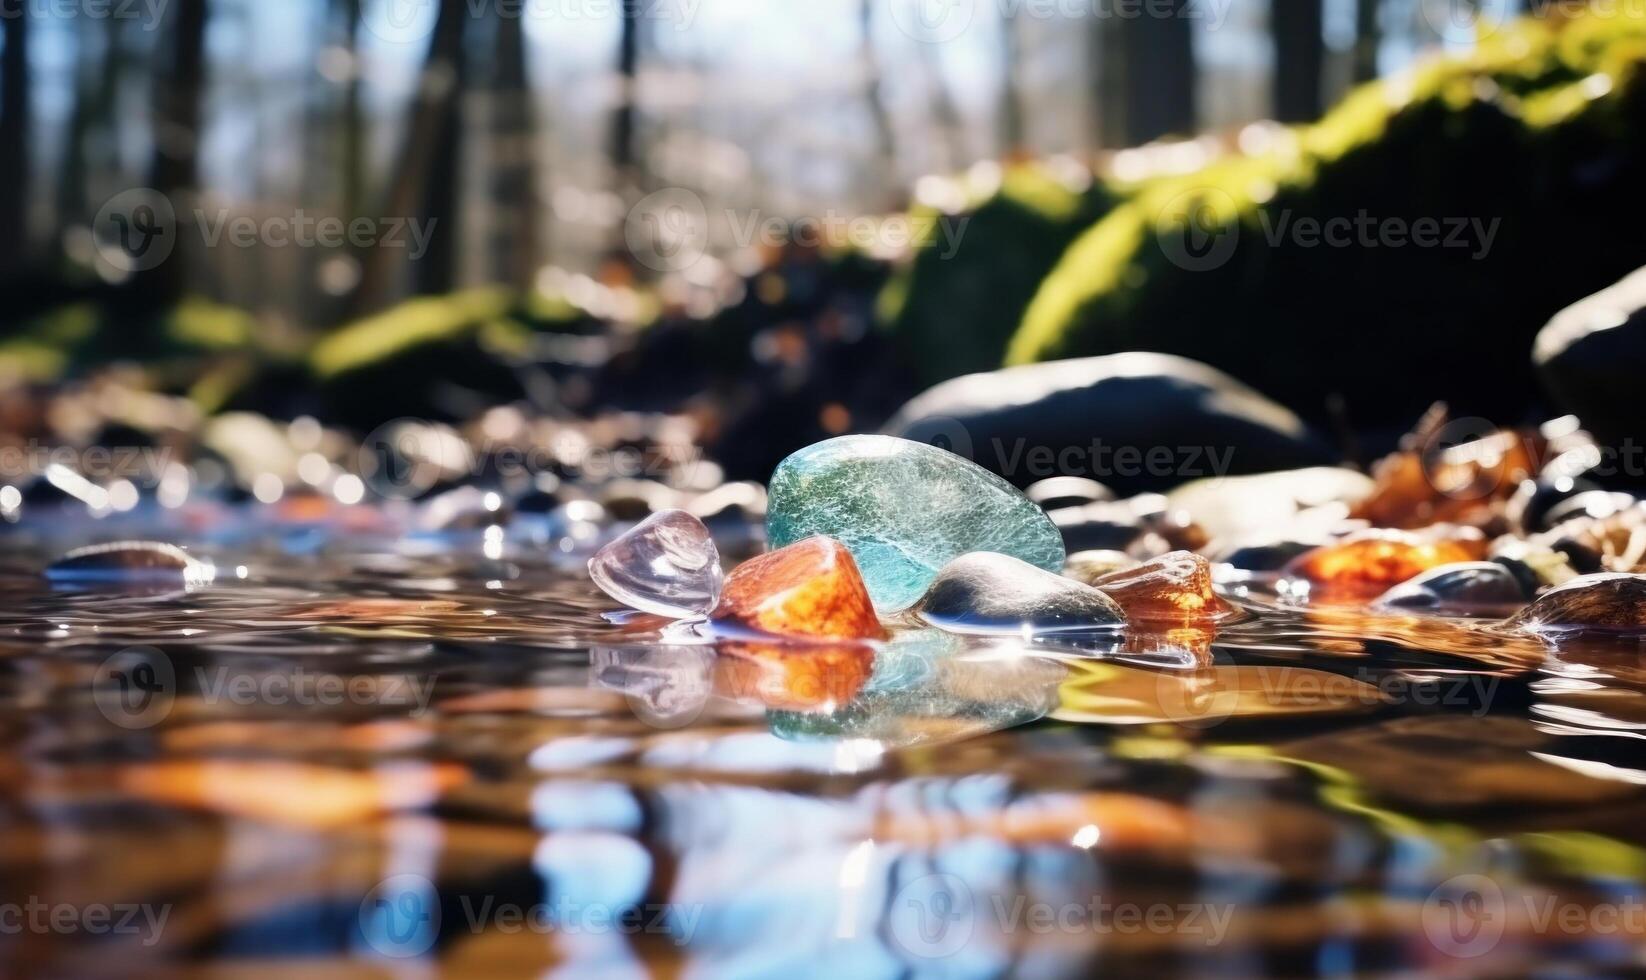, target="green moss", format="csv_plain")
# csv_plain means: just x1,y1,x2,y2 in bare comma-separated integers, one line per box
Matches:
1009,10,1646,425
882,161,1117,385
310,288,514,379
165,296,257,351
